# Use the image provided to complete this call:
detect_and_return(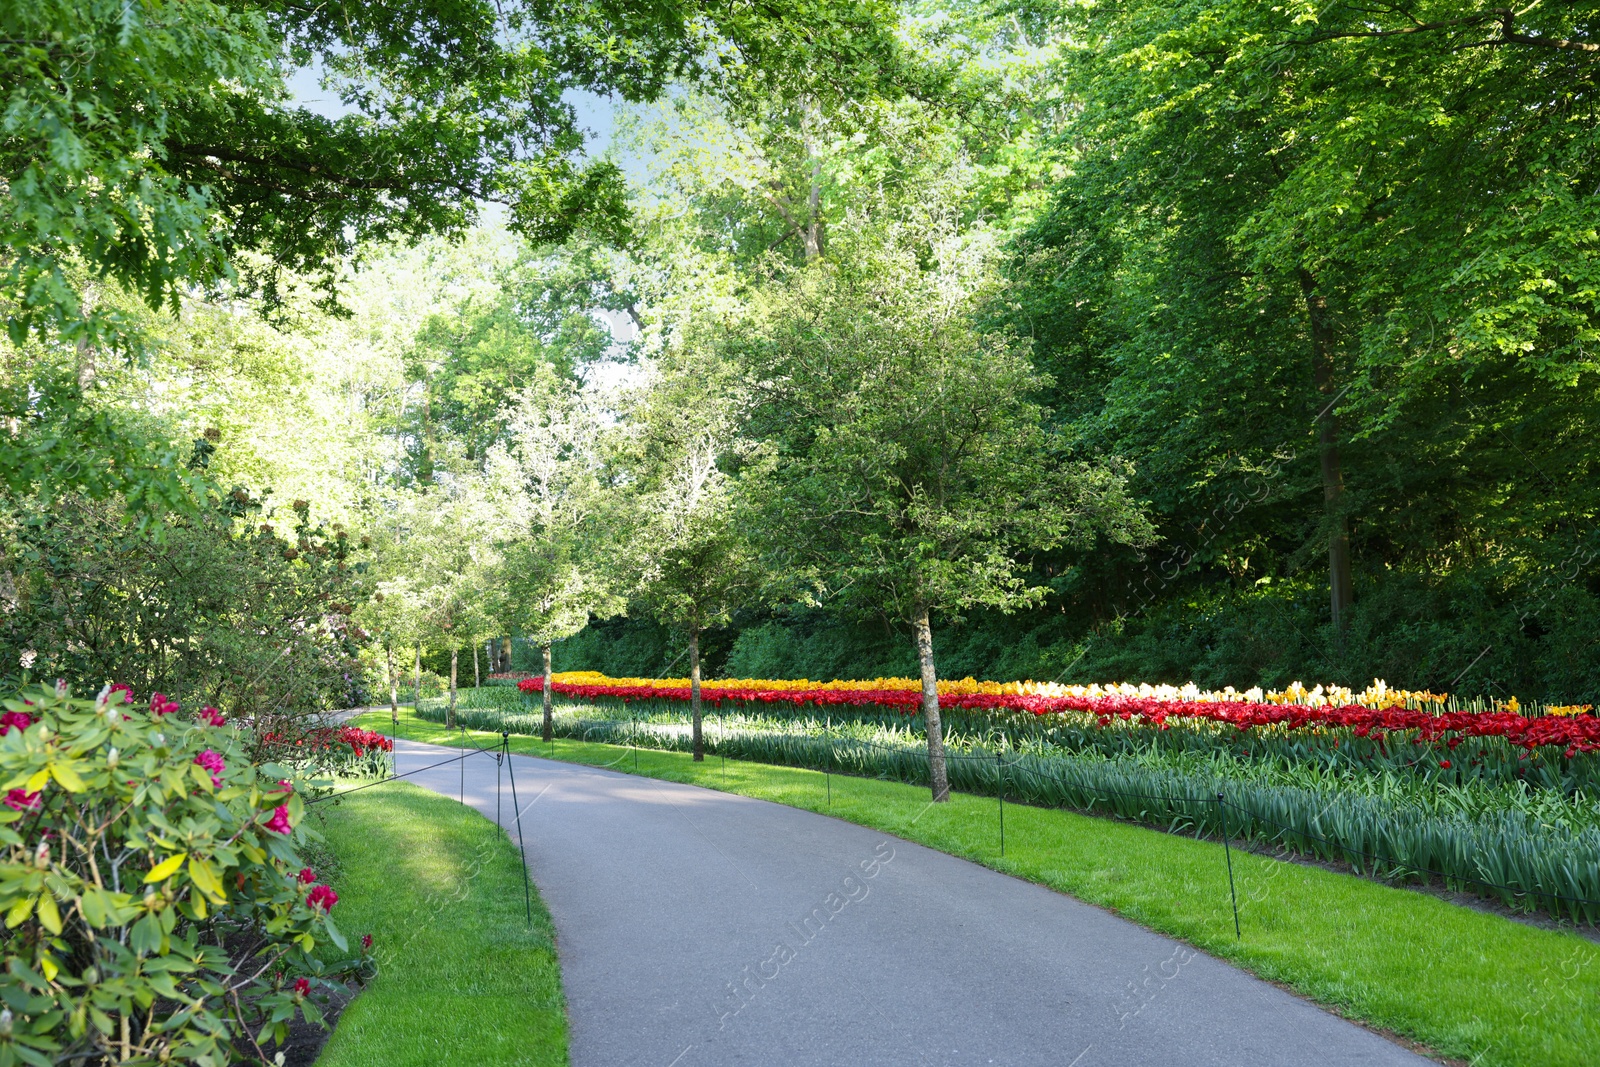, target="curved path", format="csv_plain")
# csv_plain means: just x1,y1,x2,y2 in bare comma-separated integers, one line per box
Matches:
391,738,1428,1067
